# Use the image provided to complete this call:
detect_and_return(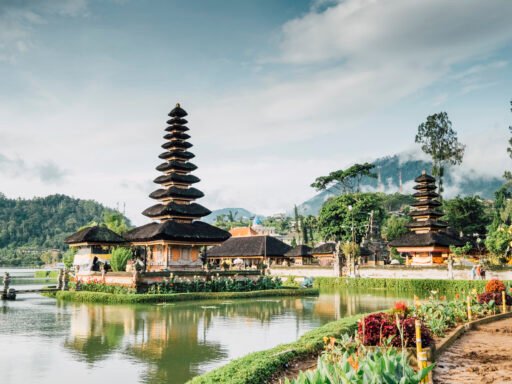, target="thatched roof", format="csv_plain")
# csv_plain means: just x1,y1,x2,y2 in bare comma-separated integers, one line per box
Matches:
158,150,195,161
411,200,441,208
406,220,448,229
207,235,292,257
412,191,440,199
165,124,189,132
142,202,211,219
156,160,197,173
413,183,436,191
154,173,200,185
149,186,204,200
167,117,187,125
285,245,312,257
415,173,436,183
65,225,126,245
125,221,230,243
312,242,336,254
409,209,444,218
161,140,193,150
168,104,188,118
389,232,464,248
163,132,190,141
